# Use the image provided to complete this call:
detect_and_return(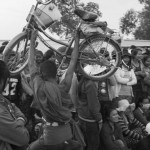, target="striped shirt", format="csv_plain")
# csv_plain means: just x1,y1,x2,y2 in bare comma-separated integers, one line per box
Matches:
118,114,146,140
